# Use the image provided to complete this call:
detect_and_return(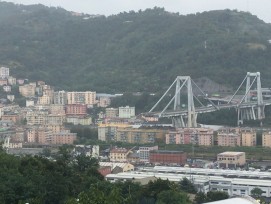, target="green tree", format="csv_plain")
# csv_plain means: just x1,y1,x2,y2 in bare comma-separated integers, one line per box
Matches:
179,177,197,194
206,191,229,202
194,192,207,204
156,190,191,204
251,187,264,199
